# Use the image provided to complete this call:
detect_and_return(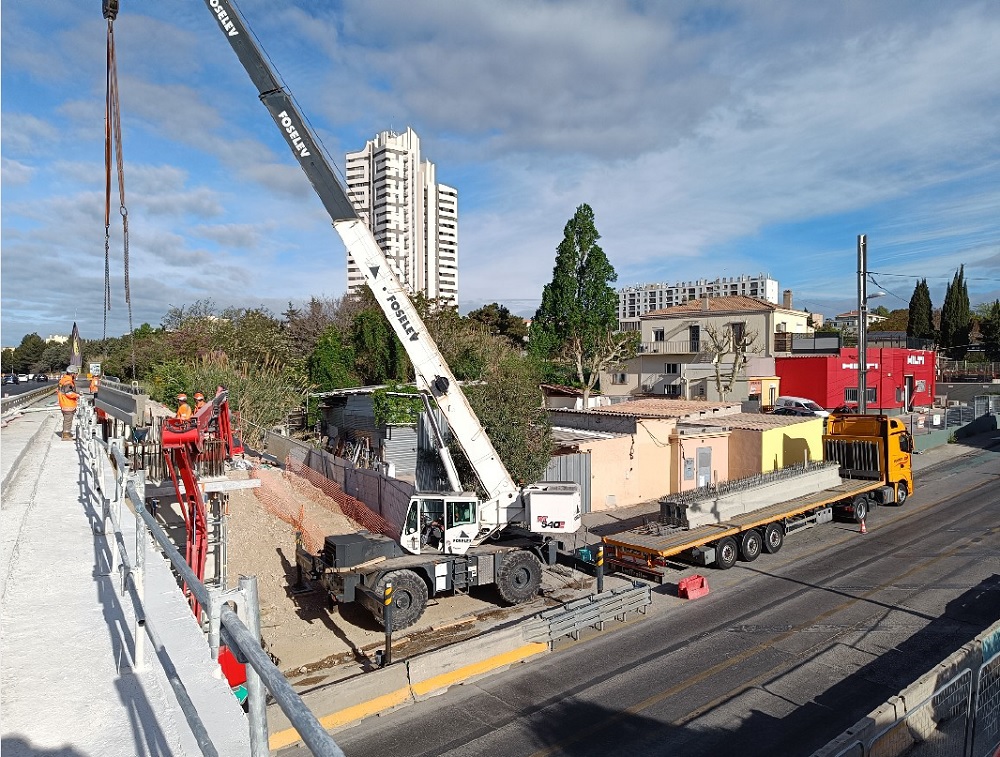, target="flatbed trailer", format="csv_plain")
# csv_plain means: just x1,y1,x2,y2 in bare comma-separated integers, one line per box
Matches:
603,478,884,582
